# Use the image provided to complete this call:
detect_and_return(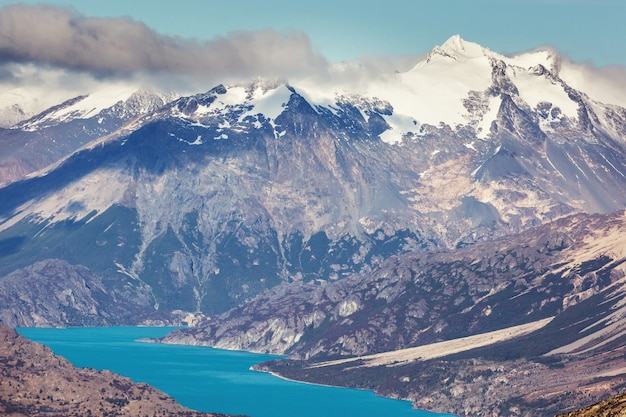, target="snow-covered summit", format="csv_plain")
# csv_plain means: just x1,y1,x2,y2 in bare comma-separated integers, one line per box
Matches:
169,80,292,127
160,32,620,148
425,34,490,63
6,35,625,149
16,85,178,131
359,35,599,142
